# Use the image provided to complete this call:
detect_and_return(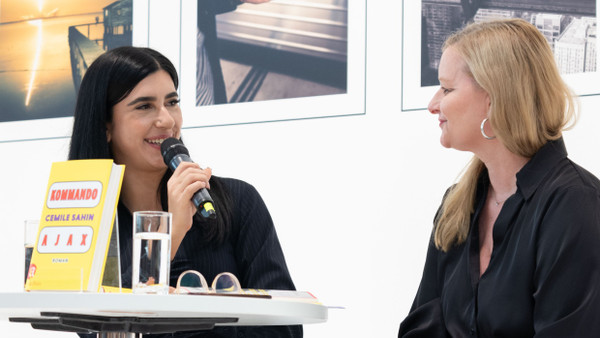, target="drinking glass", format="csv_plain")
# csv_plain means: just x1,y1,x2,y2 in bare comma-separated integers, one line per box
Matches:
132,211,171,294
